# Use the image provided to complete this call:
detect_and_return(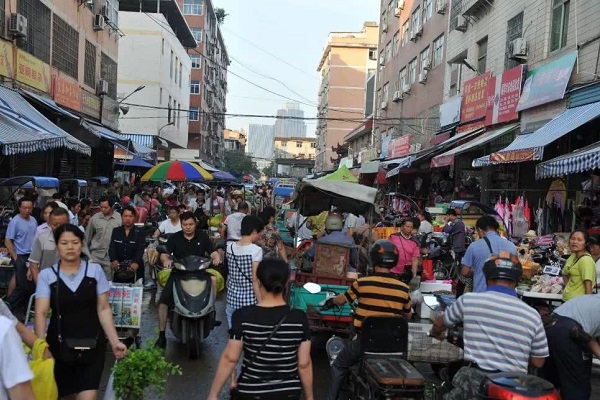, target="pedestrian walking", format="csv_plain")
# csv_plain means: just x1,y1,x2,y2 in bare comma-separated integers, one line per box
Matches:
259,206,288,261
28,207,70,283
85,196,122,278
108,206,145,283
